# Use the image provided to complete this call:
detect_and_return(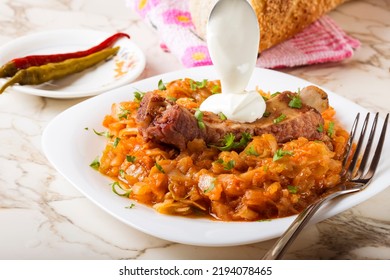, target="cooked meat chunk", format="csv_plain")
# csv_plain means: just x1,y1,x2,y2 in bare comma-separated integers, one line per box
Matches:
136,86,330,150
137,94,206,150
